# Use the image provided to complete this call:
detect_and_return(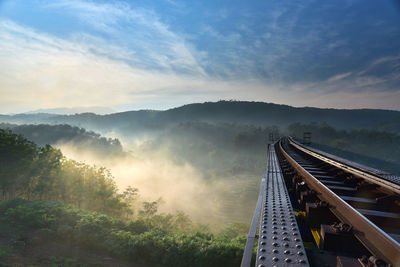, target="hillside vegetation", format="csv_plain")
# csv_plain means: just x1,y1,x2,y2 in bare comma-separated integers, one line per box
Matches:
0,128,129,216
0,199,245,267
0,129,249,266
0,123,124,157
1,101,400,135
